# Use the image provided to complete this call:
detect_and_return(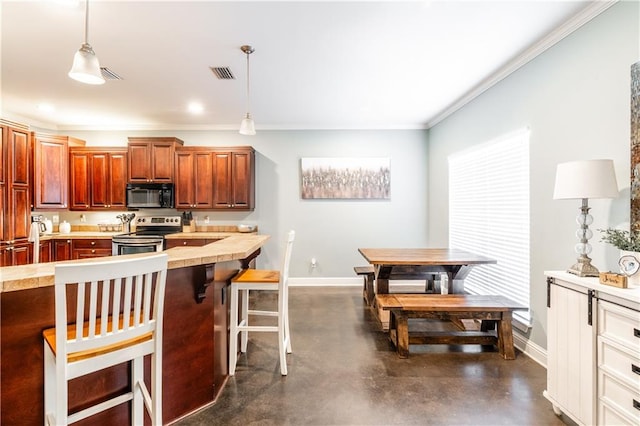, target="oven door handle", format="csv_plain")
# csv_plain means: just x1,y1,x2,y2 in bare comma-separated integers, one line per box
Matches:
112,239,163,246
